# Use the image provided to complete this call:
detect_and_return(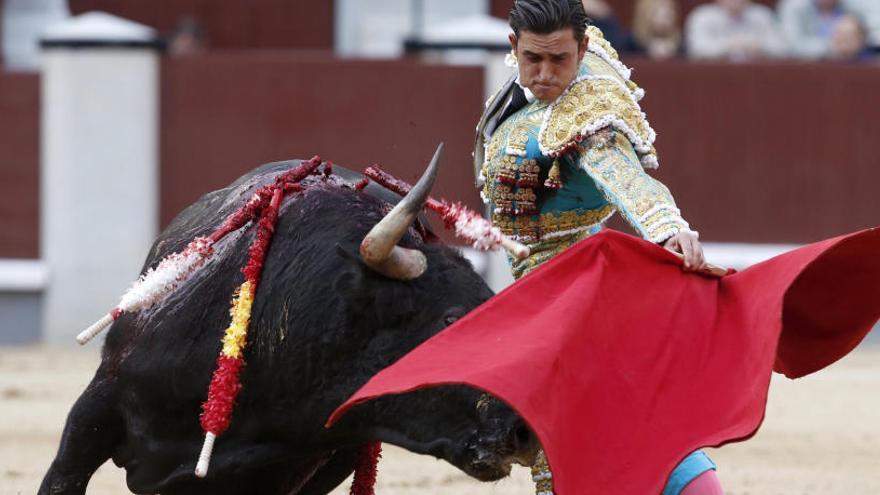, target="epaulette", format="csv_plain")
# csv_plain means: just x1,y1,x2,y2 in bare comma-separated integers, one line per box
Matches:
537,26,659,169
